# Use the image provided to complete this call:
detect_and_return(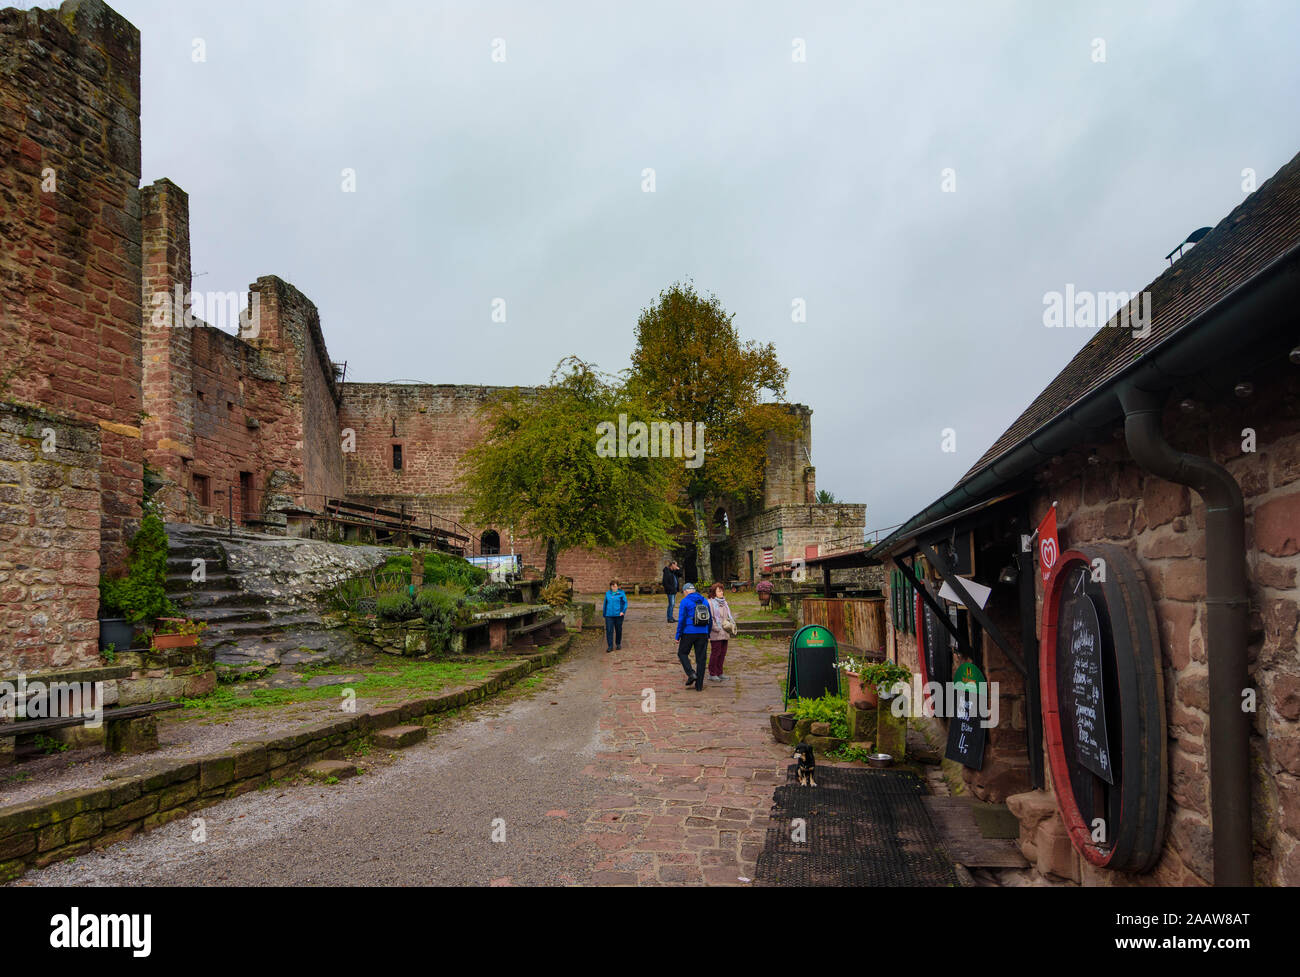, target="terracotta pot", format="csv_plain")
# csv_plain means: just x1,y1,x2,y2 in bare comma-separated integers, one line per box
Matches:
844,670,878,709
151,633,198,649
